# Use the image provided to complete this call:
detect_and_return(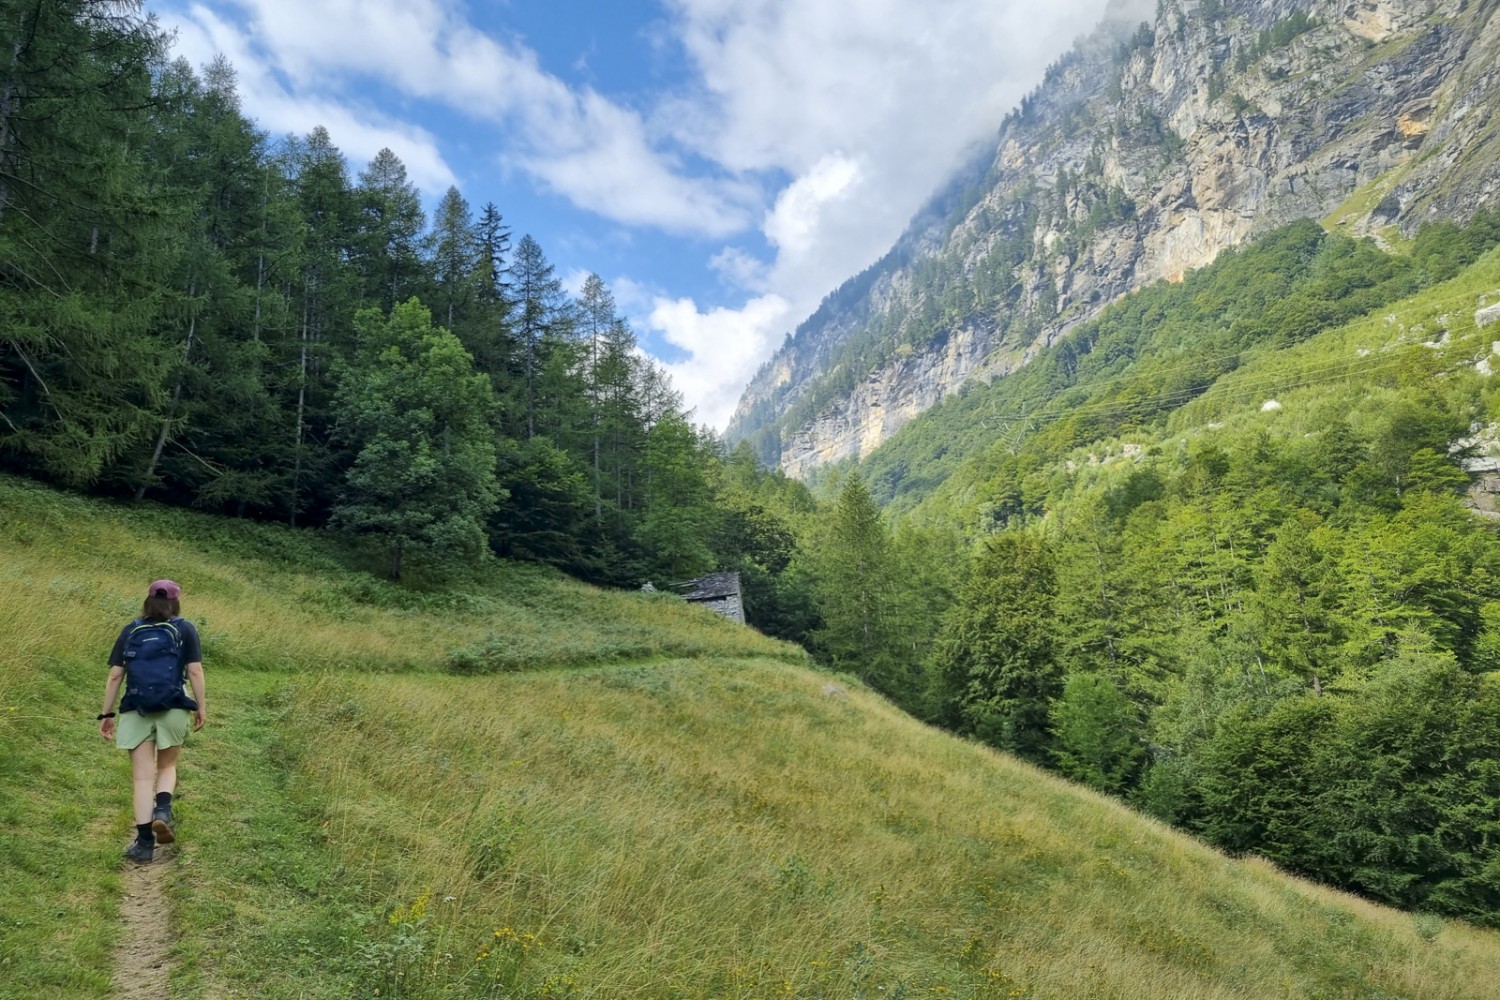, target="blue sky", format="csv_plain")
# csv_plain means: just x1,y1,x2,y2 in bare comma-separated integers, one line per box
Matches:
151,0,1120,428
